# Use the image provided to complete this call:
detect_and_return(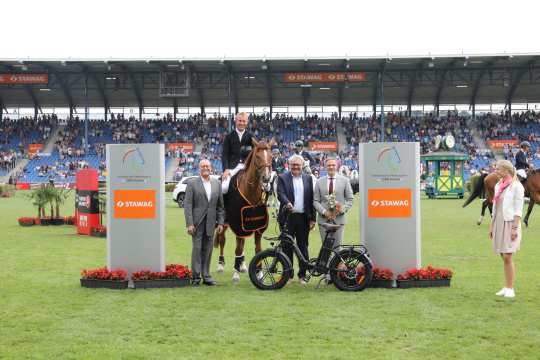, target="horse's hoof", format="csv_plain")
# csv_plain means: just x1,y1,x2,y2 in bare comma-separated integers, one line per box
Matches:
239,262,248,273
232,271,240,282
217,263,224,273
